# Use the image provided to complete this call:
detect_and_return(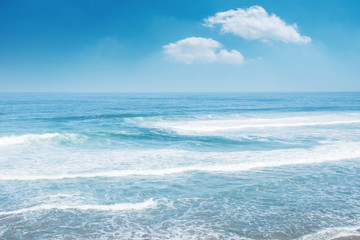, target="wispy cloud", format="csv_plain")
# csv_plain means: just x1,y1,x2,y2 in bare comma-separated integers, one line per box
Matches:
163,37,244,64
204,6,311,44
